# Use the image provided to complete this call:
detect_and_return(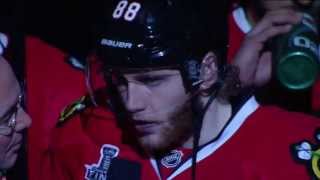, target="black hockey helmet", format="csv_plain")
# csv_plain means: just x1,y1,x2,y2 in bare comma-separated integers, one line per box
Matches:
95,0,228,90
